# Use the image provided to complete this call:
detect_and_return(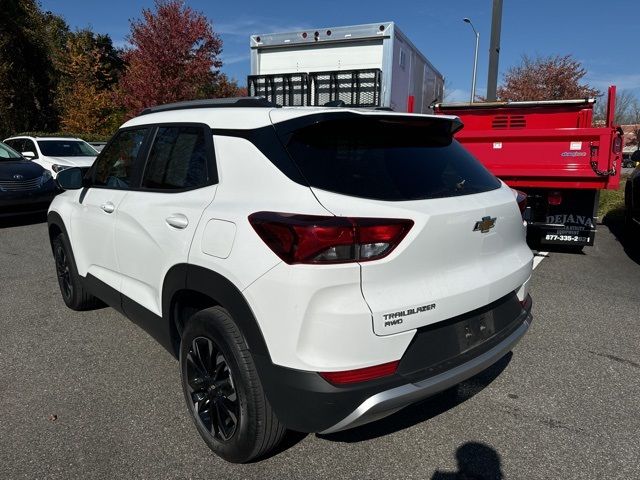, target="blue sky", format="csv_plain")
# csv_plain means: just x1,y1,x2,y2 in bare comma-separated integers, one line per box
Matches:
41,0,640,101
